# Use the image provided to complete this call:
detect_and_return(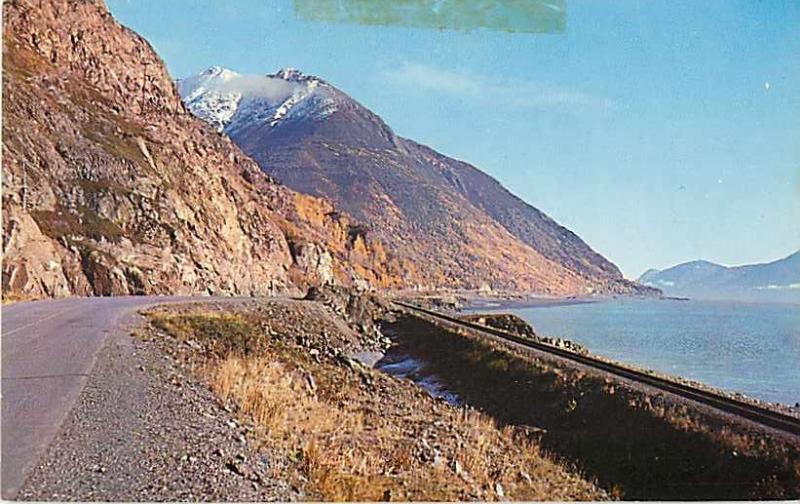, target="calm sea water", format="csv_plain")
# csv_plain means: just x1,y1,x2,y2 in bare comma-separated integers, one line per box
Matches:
469,299,800,406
